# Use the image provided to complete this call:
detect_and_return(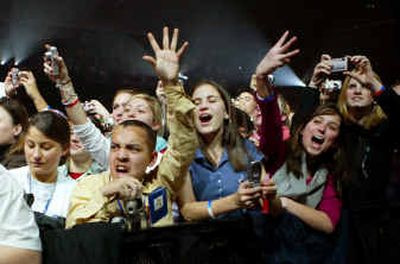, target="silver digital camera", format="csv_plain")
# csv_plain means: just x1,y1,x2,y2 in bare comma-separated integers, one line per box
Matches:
331,57,348,73
11,68,20,88
44,46,60,76
325,79,342,91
